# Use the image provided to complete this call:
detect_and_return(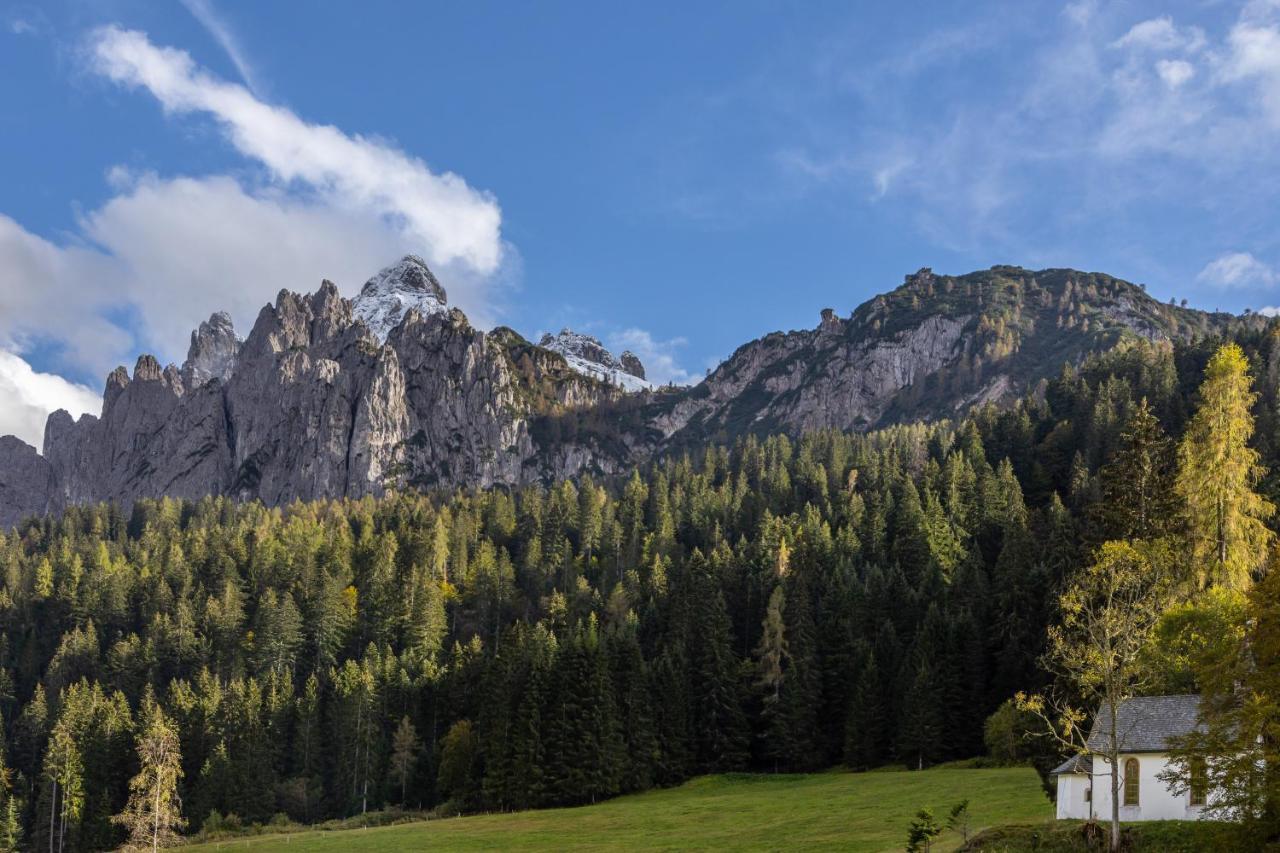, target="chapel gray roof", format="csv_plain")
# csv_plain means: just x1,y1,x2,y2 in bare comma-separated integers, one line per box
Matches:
1051,753,1092,775
1085,695,1202,753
